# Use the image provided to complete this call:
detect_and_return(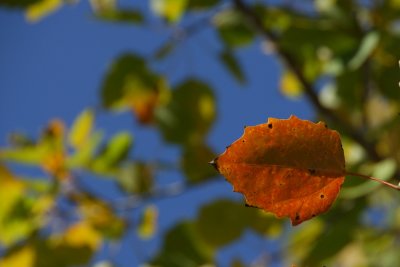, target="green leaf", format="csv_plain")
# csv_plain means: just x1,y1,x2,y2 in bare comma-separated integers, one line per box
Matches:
0,166,53,246
195,199,281,248
31,225,97,267
150,0,188,23
376,65,400,100
187,0,219,10
150,221,214,267
0,0,41,8
155,79,216,145
336,69,363,109
68,109,95,150
348,31,380,70
0,146,48,166
301,198,366,265
181,143,217,184
25,0,63,22
94,9,144,24
195,200,250,248
213,9,255,48
219,50,246,84
91,132,133,174
100,53,169,124
117,162,153,194
77,195,126,239
137,205,158,239
67,131,103,169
